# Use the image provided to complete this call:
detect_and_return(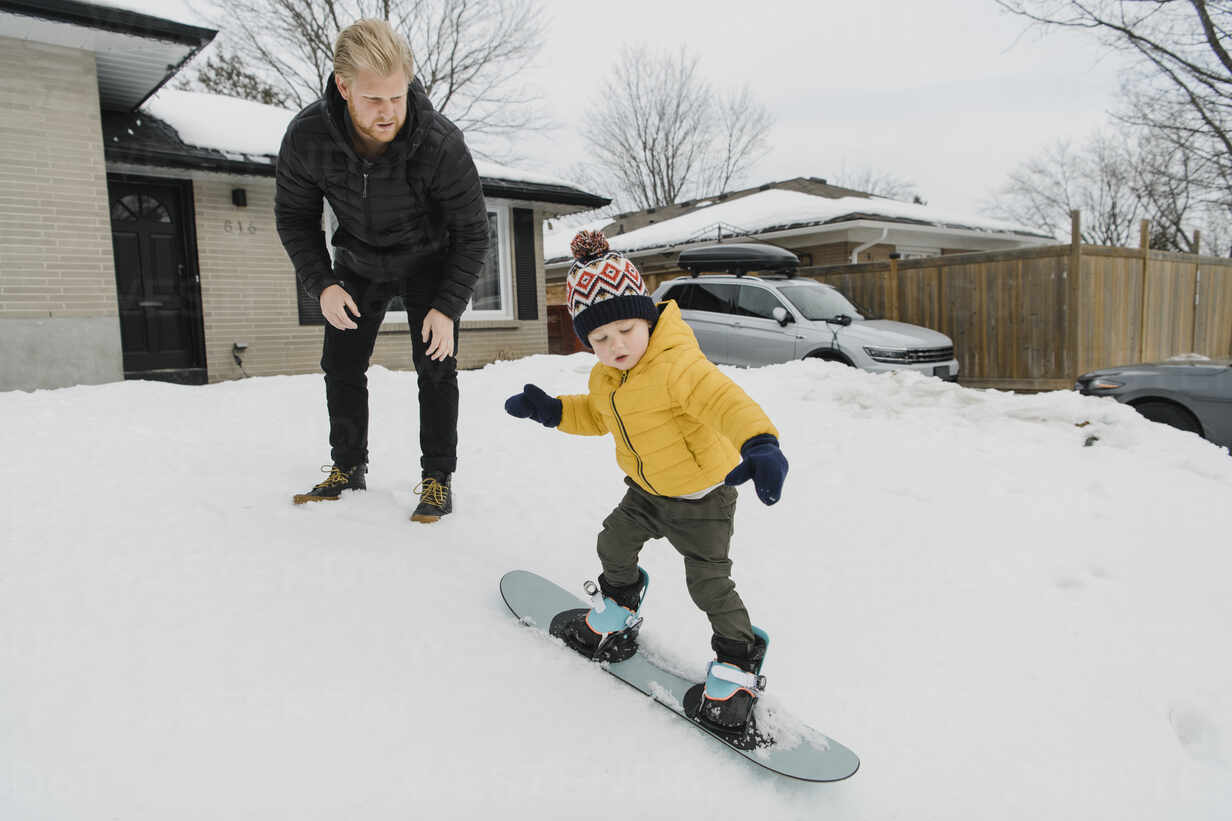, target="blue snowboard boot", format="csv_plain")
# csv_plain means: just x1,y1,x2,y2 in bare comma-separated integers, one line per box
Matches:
549,569,650,662
698,627,770,734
